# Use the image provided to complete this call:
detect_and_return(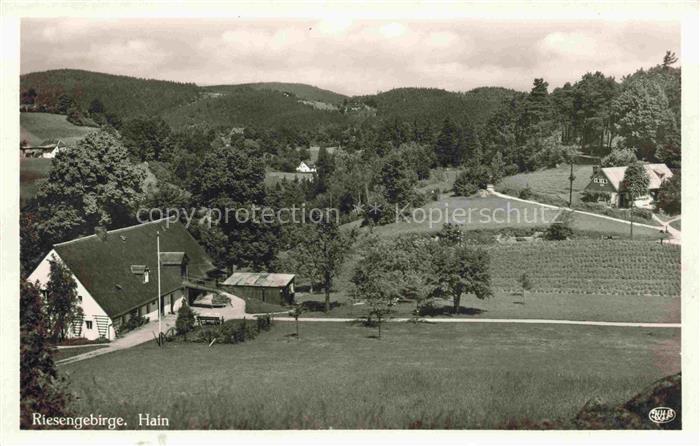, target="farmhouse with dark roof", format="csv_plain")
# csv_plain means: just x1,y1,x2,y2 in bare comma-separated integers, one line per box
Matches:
27,219,221,340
